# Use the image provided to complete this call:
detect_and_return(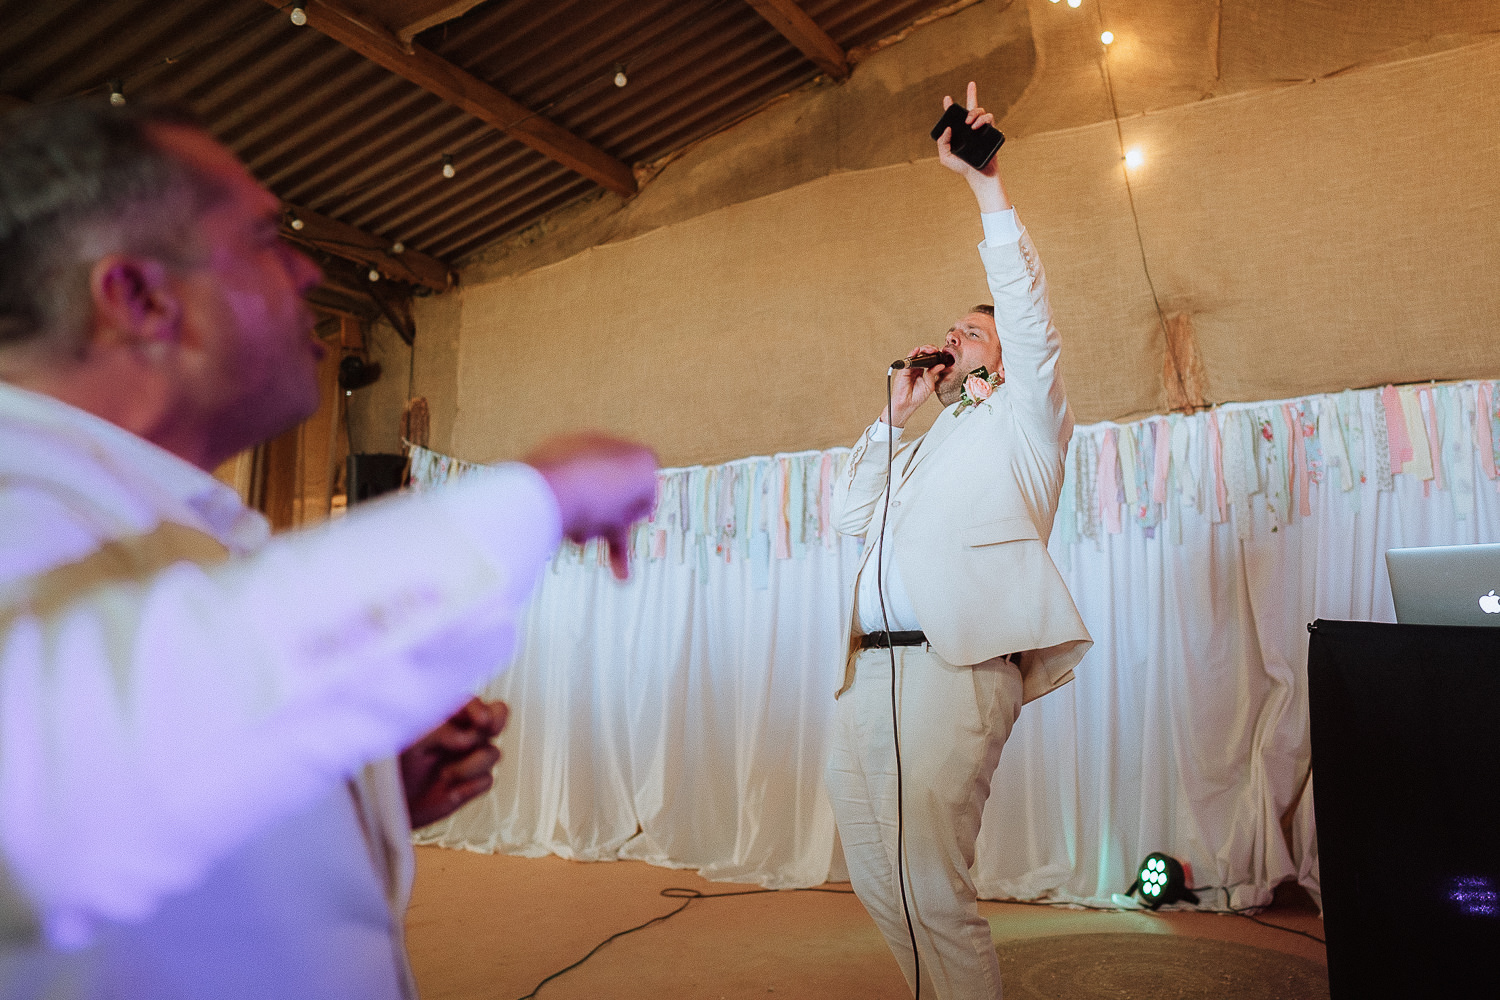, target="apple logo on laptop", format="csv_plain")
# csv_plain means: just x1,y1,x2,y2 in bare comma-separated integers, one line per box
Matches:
1482,591,1500,614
